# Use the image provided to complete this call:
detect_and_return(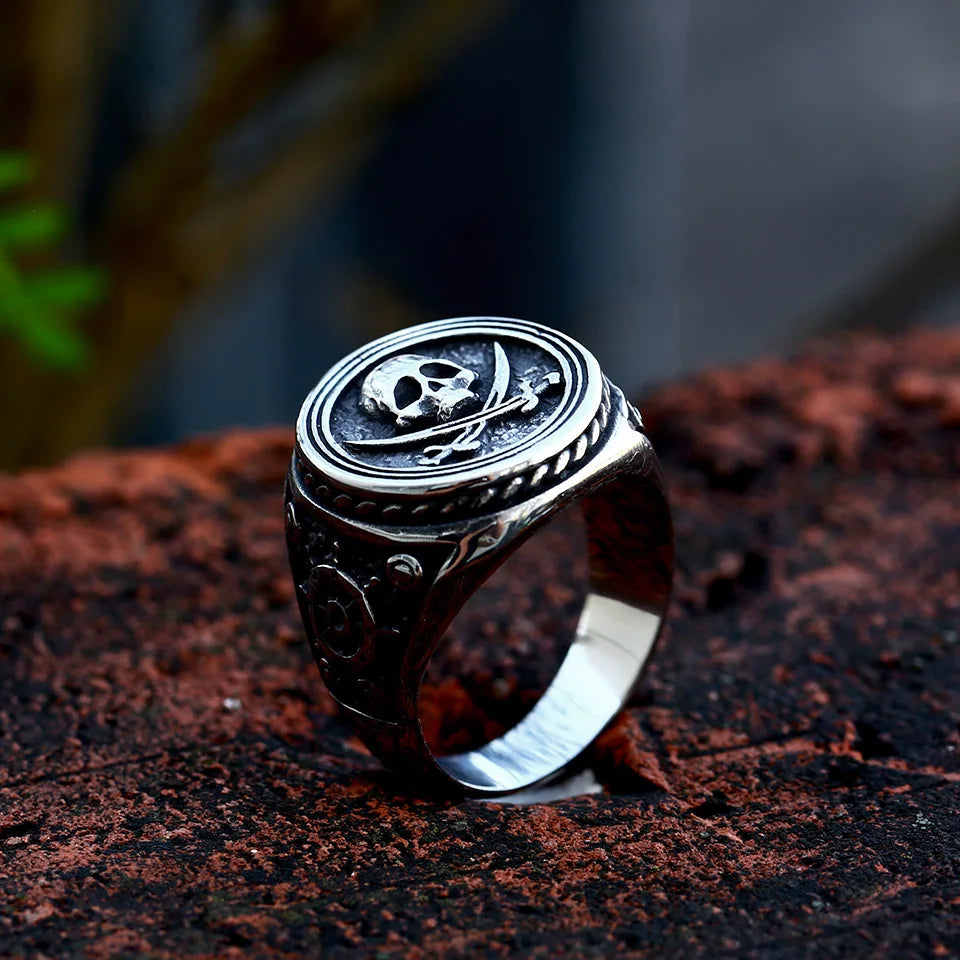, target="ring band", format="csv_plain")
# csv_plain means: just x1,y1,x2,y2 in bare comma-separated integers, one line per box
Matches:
284,316,673,795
